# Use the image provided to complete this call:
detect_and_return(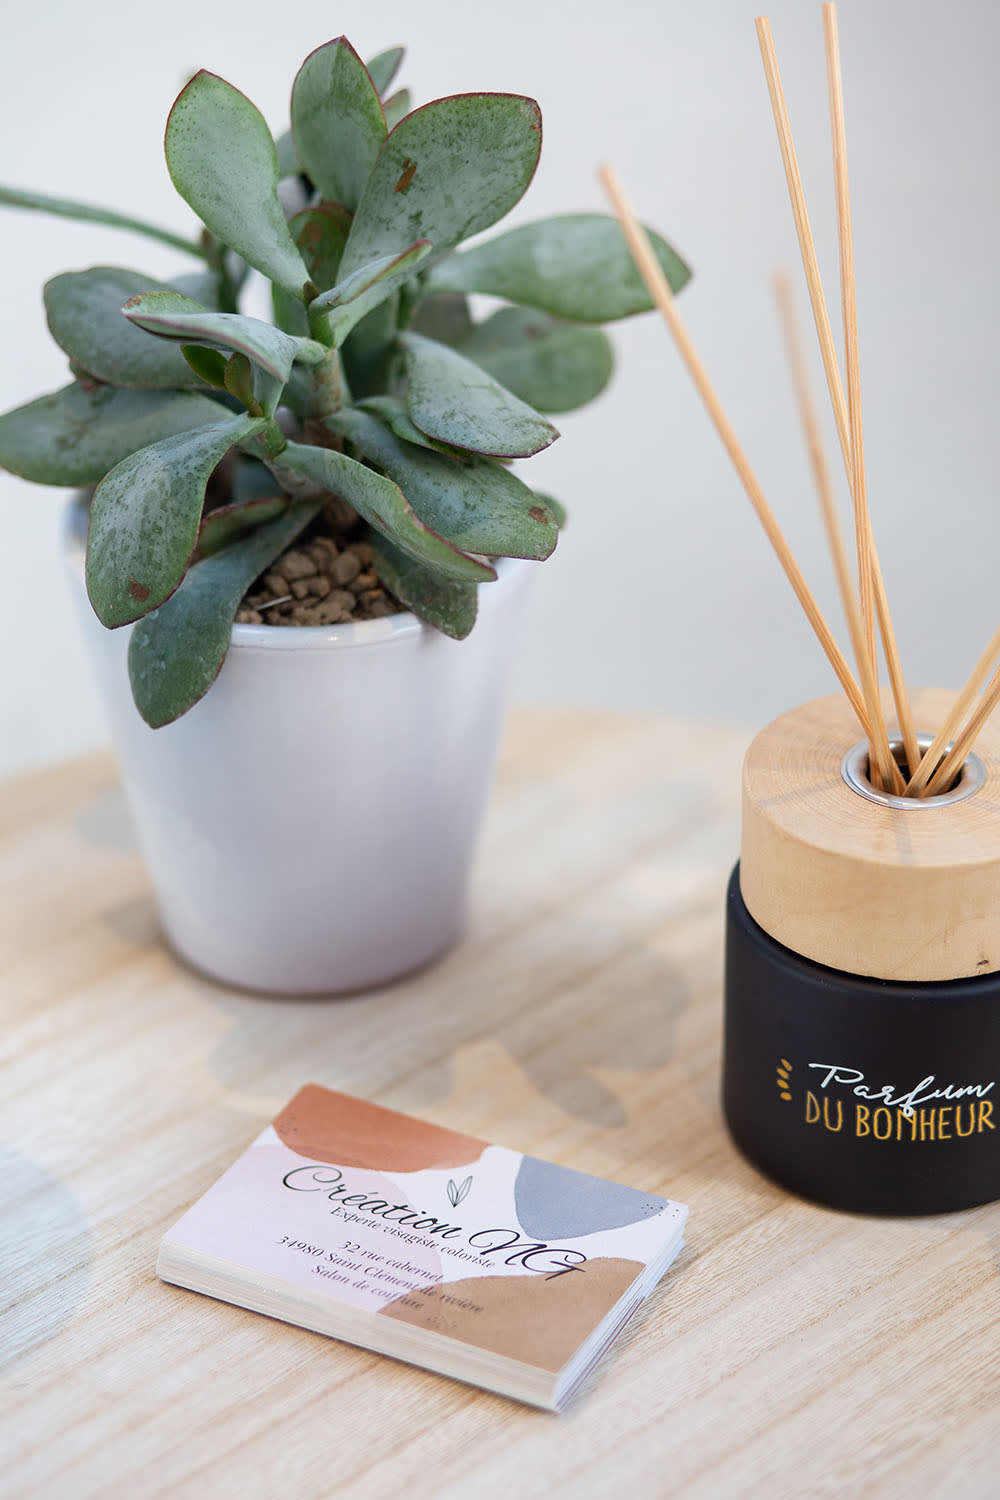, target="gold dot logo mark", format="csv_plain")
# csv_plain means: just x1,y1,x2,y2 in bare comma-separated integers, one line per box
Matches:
776,1058,792,1101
